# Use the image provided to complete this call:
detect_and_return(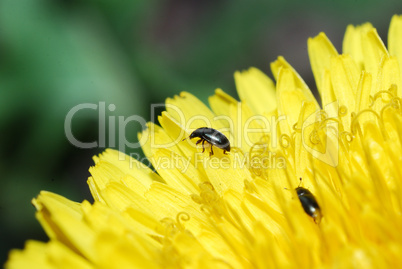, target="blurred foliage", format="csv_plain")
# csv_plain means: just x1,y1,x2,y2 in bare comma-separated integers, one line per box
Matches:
1,0,401,264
